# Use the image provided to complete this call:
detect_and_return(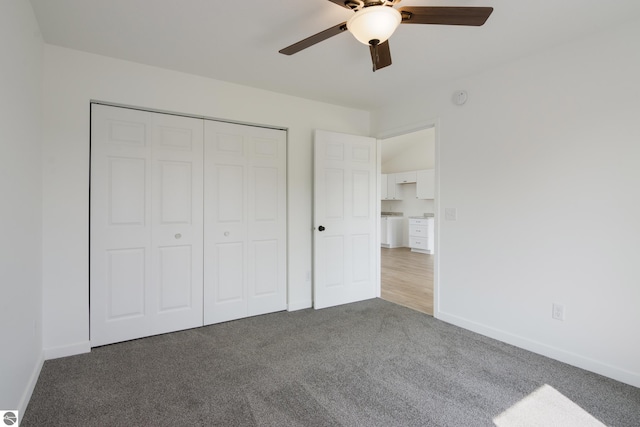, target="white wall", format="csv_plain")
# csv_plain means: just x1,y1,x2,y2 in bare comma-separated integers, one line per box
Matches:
41,45,370,357
372,19,640,387
381,127,435,174
0,0,44,417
